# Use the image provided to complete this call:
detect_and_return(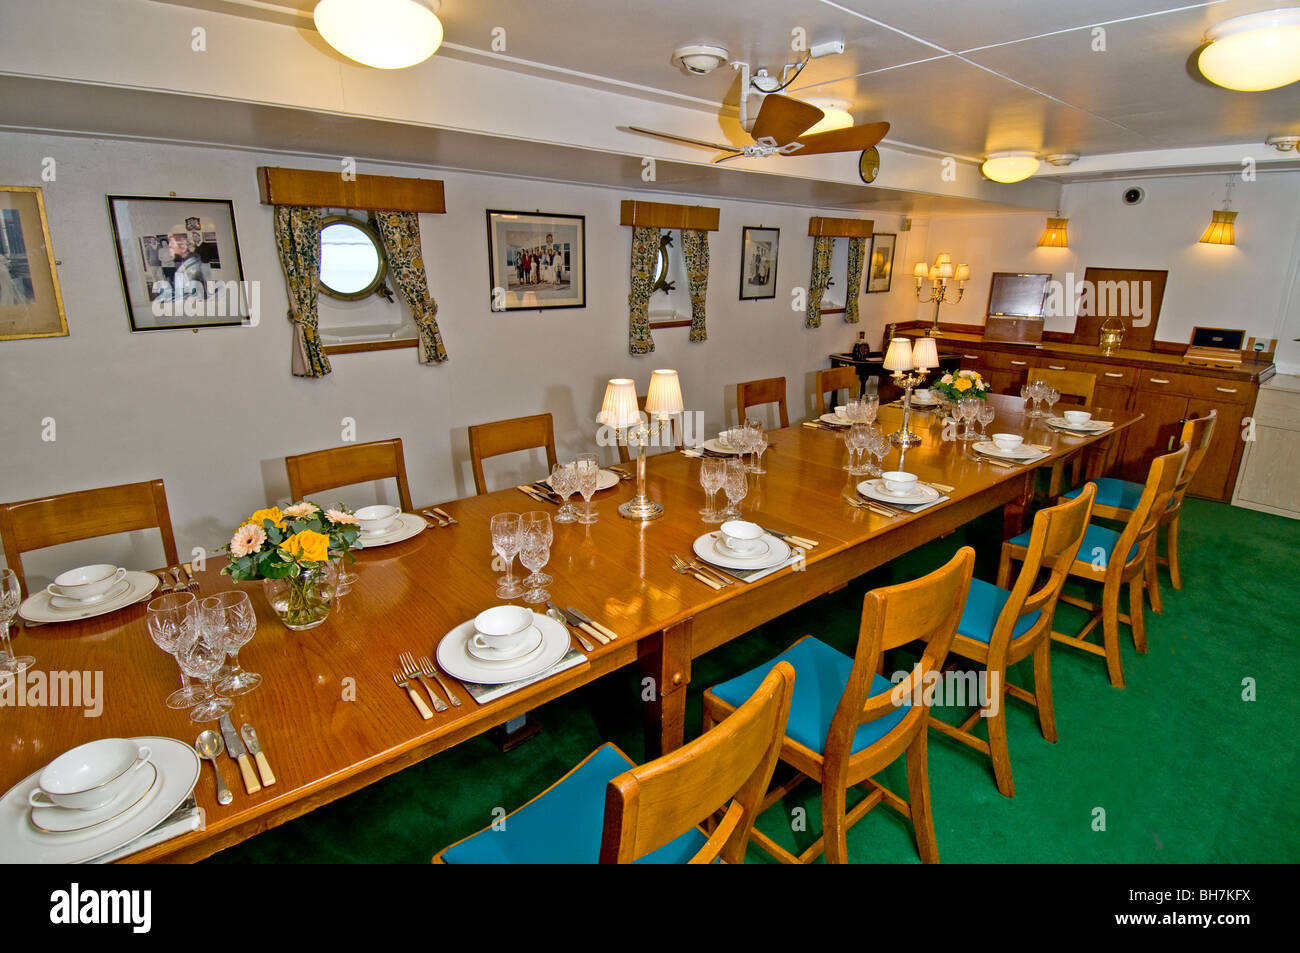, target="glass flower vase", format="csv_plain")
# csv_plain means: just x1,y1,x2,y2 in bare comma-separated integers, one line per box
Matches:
262,565,334,630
